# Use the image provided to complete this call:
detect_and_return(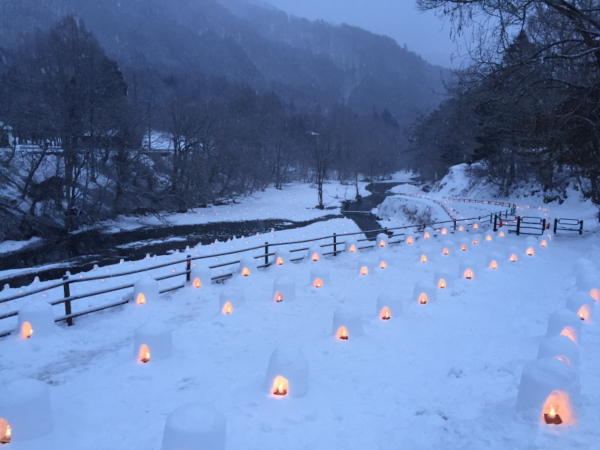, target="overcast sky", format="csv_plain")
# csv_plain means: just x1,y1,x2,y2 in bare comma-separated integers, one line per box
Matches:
264,0,460,68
